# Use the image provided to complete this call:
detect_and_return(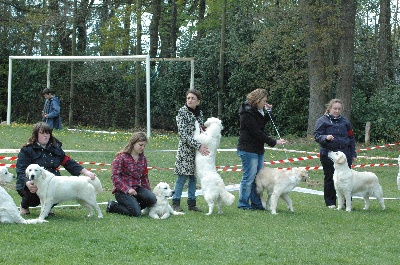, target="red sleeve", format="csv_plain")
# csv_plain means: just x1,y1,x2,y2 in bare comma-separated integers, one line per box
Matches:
61,155,70,166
